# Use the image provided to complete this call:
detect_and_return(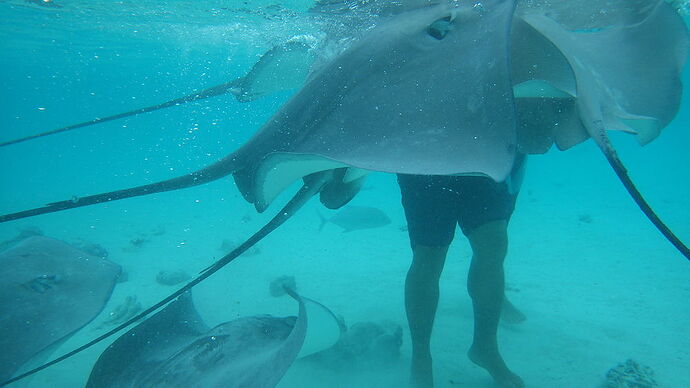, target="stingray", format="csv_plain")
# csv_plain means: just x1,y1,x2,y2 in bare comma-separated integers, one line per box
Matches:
1,0,688,385
86,284,342,388
0,0,686,252
0,236,121,382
